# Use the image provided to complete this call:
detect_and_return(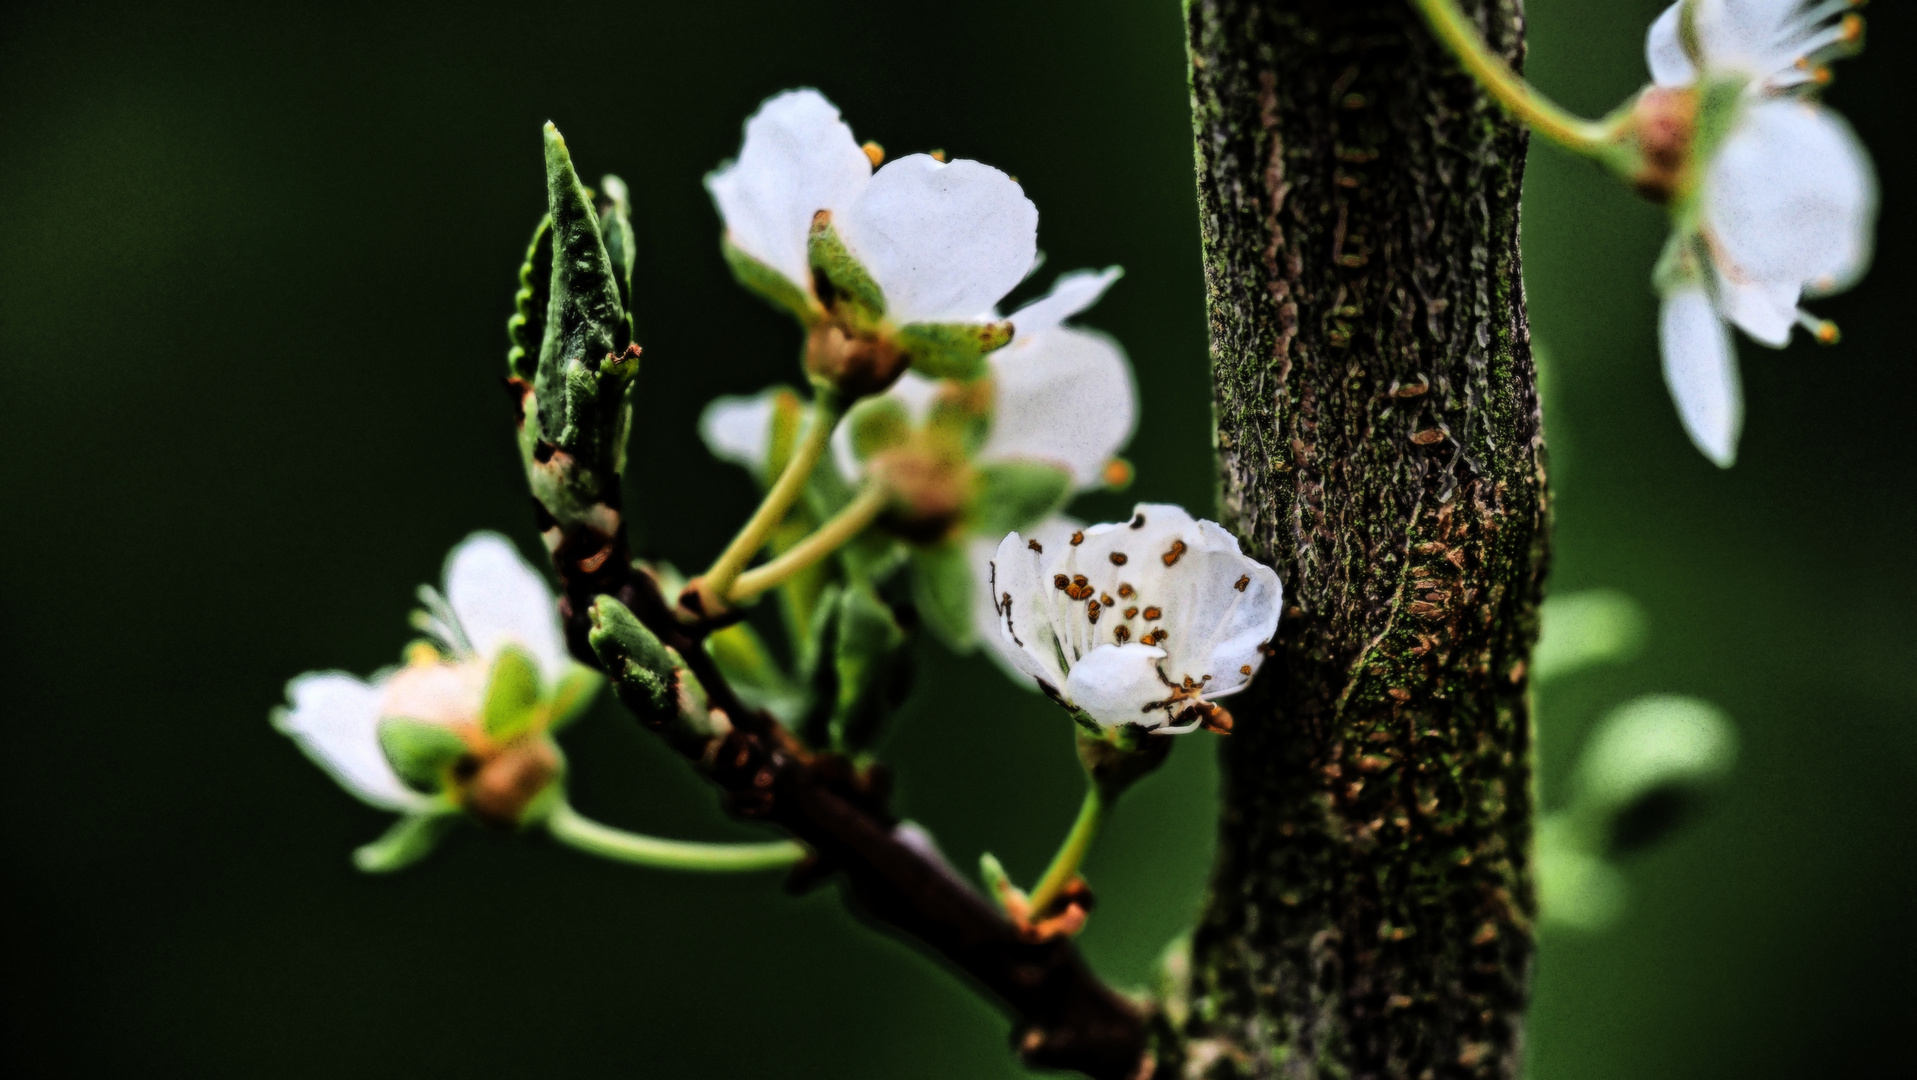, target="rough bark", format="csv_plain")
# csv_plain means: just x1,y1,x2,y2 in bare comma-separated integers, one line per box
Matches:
1166,2,1547,1078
